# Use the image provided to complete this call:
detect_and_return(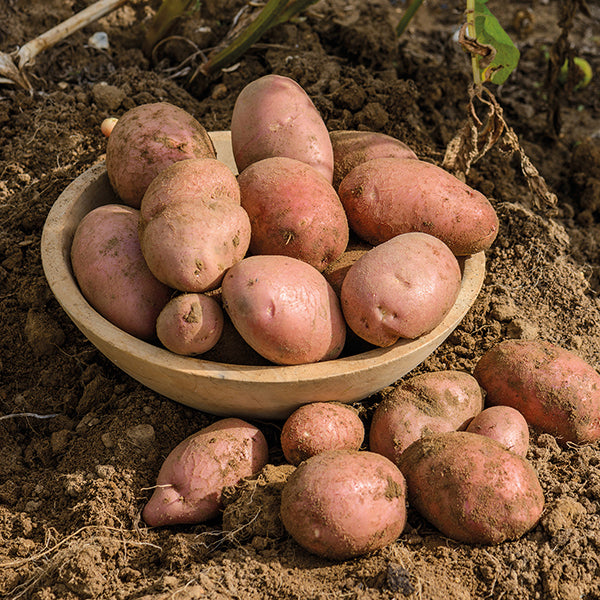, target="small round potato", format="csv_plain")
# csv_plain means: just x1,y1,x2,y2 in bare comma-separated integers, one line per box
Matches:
106,102,216,208
156,293,224,356
221,255,346,365
340,232,462,346
71,204,171,340
281,402,365,465
466,406,530,456
280,450,407,560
